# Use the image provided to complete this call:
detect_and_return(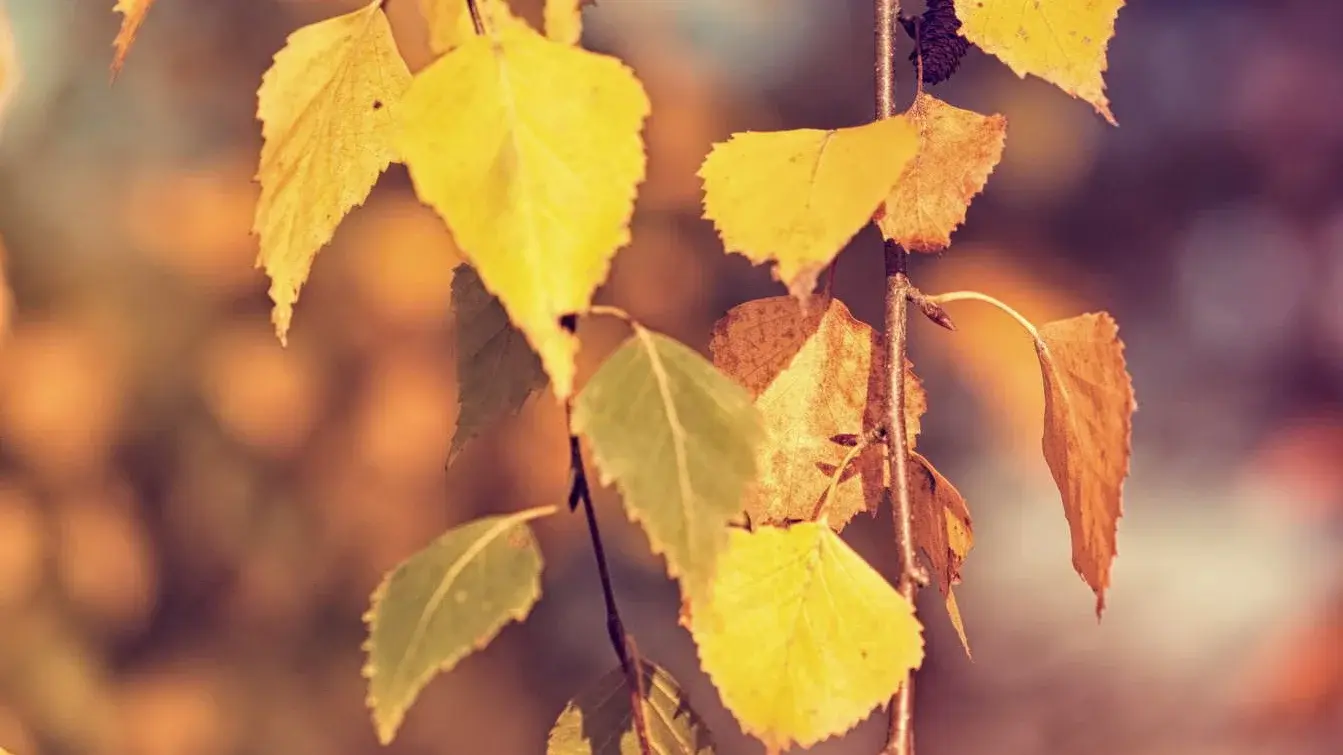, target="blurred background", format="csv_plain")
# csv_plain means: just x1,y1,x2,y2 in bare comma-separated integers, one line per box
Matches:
1,0,1341,753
